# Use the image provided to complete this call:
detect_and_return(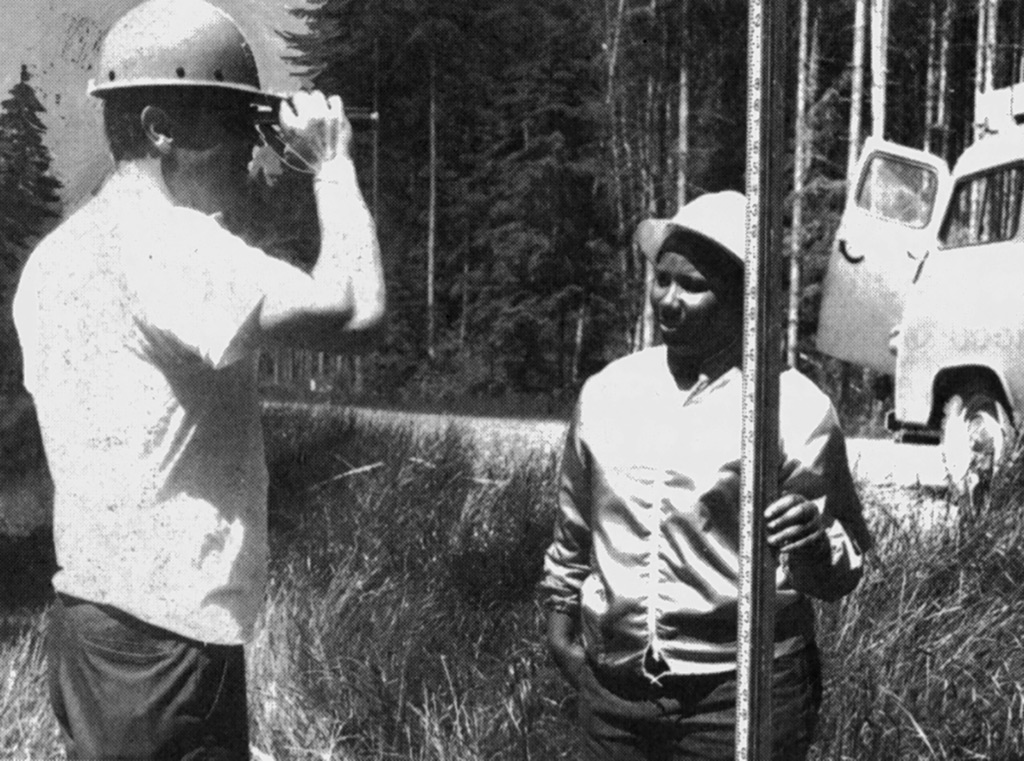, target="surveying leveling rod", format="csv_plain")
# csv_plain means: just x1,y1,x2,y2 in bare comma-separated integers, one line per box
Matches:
736,0,788,758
